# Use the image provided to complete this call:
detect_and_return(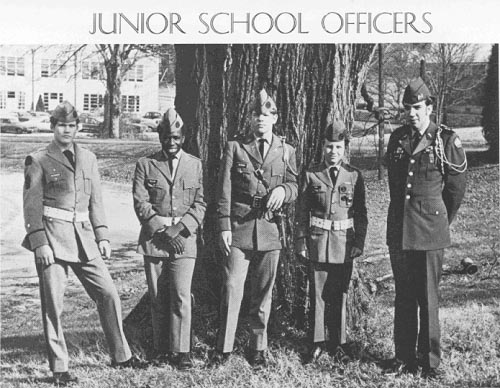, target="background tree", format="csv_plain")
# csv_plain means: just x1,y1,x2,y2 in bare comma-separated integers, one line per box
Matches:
481,44,499,161
174,44,375,331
